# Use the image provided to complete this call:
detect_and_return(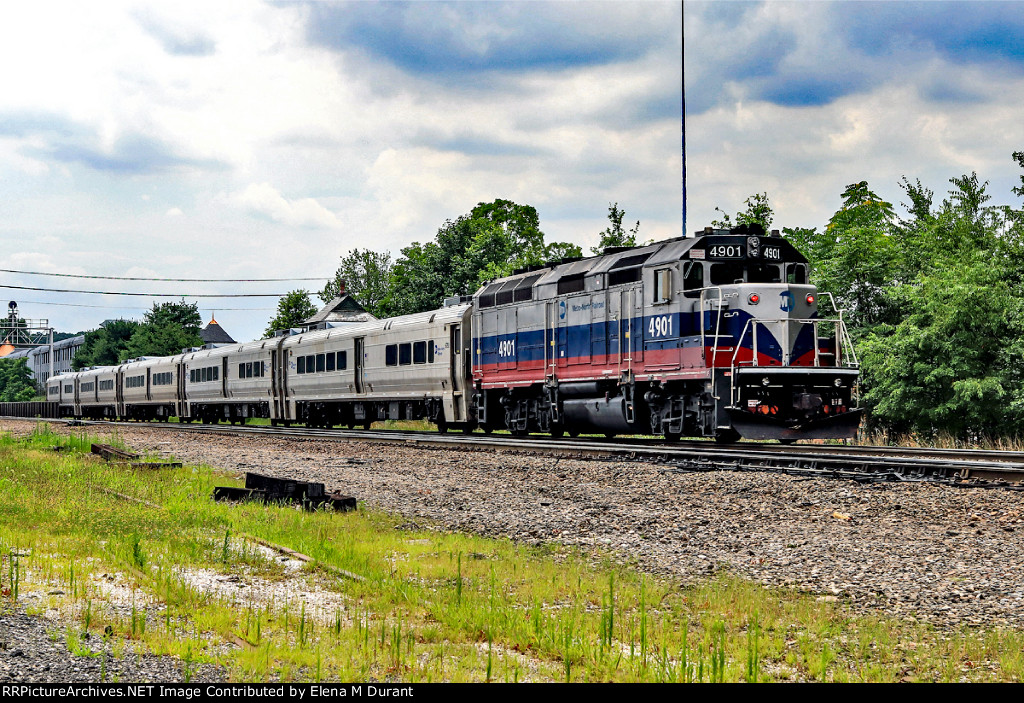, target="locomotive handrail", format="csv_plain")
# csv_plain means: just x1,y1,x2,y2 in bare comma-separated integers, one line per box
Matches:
697,286,727,367
727,316,859,408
